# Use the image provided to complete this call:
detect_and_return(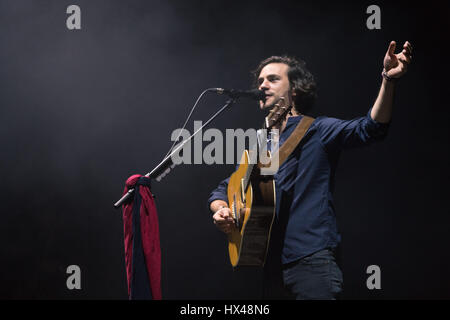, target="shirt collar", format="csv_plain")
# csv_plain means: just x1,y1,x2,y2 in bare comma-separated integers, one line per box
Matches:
285,115,303,128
